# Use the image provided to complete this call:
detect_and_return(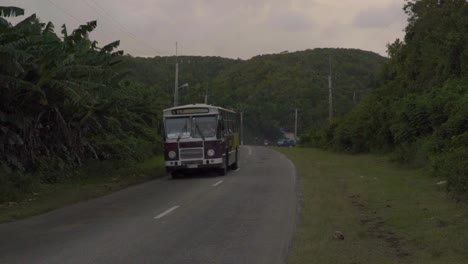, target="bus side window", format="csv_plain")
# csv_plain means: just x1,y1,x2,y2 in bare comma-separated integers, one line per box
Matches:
224,119,228,135
234,115,238,133
217,119,223,139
